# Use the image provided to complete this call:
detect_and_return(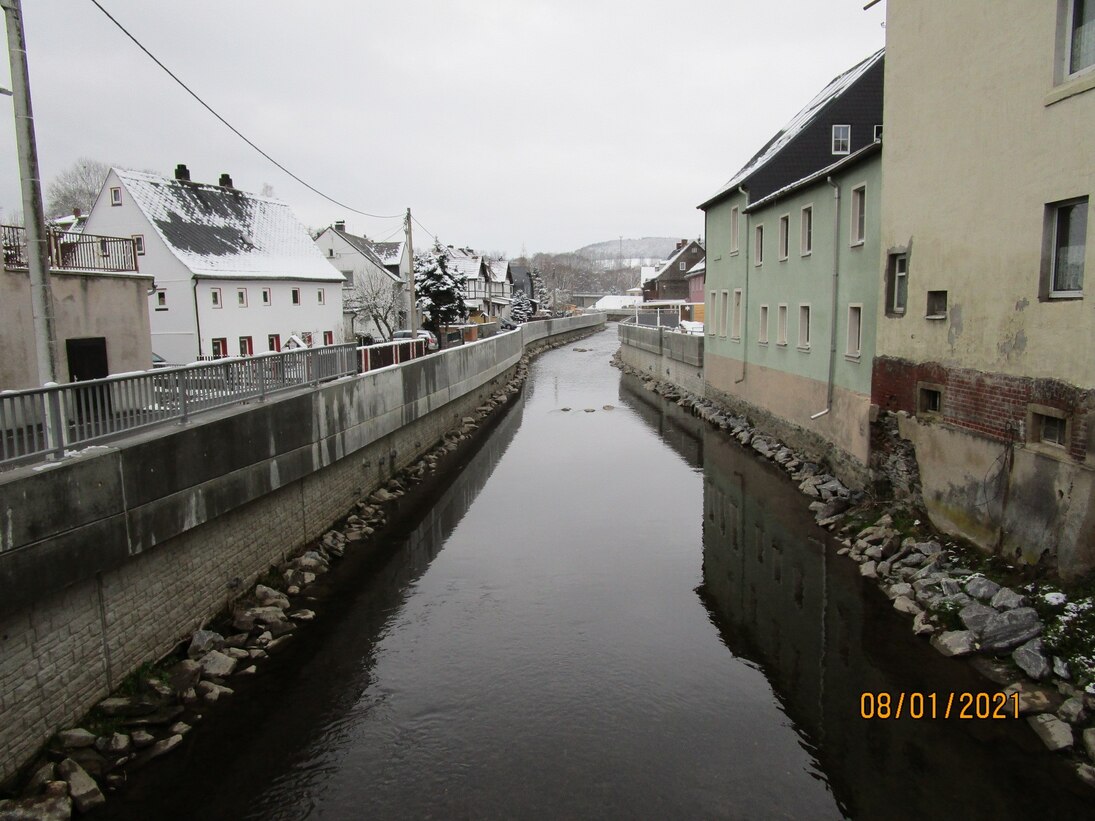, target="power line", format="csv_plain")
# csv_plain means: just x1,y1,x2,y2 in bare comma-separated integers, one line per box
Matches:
412,215,440,244
88,0,403,221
